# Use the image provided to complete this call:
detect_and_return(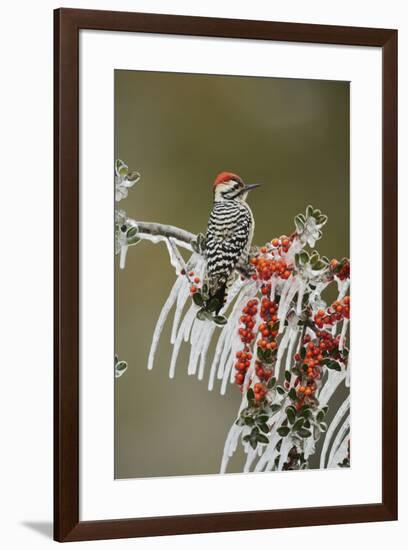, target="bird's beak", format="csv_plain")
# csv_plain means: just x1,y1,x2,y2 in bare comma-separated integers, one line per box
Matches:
243,183,262,192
